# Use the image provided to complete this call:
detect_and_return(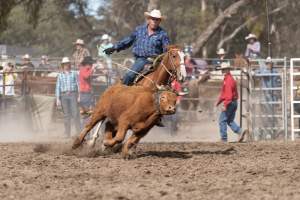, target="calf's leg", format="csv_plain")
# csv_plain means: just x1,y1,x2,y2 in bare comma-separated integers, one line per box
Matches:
72,110,106,149
103,122,128,147
122,128,150,159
